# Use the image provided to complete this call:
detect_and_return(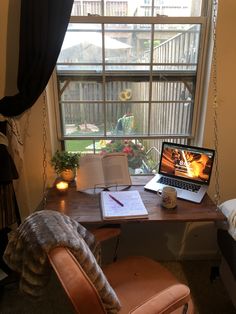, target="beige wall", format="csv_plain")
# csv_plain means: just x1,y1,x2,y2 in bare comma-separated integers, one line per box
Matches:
1,1,236,214
204,0,236,203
